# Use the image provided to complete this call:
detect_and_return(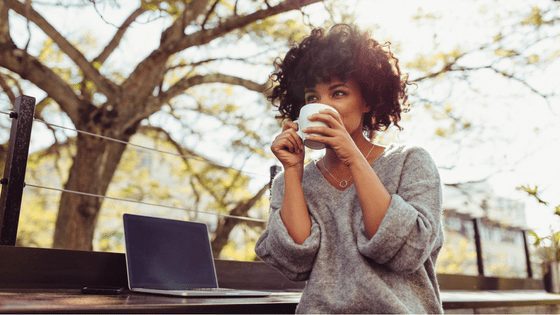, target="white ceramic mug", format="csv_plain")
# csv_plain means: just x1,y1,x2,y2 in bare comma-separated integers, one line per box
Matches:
295,103,338,150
